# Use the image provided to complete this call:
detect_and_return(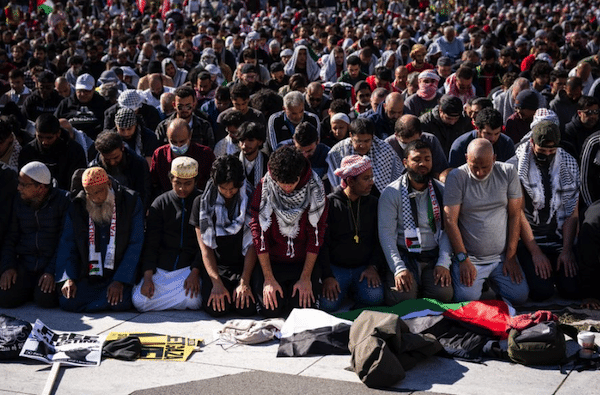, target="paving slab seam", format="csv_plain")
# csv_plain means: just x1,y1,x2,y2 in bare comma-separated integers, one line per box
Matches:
551,370,572,395
294,356,326,376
